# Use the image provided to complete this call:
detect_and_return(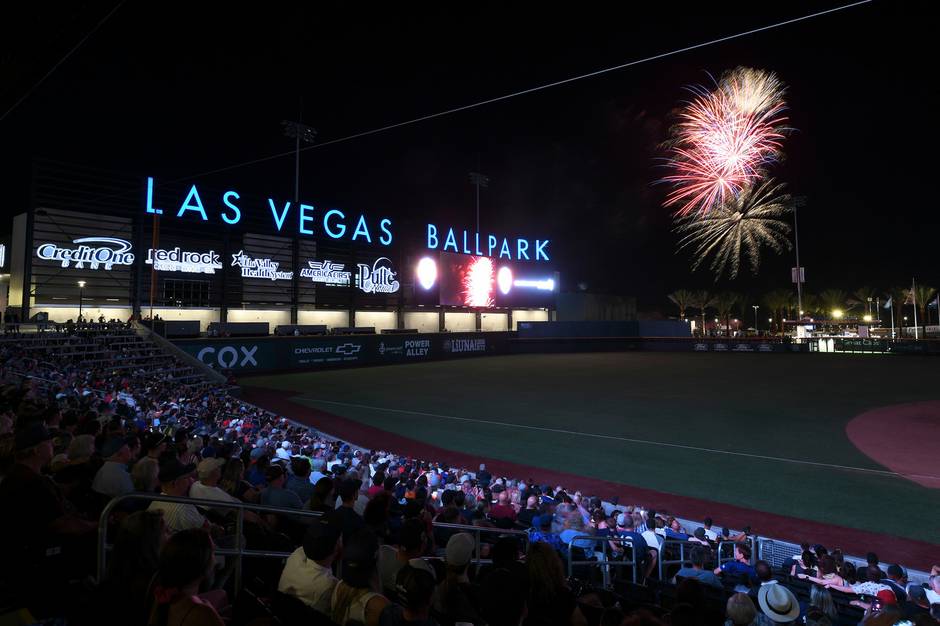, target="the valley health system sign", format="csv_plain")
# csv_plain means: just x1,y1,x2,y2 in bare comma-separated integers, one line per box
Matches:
144,176,550,262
